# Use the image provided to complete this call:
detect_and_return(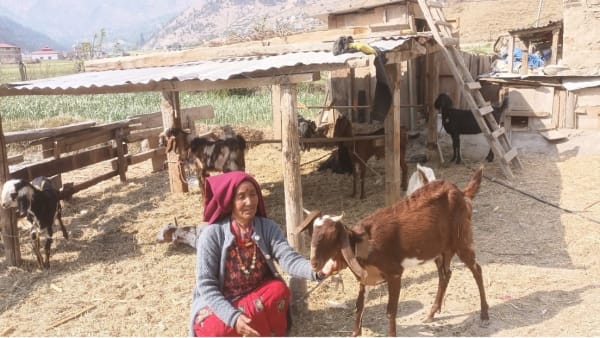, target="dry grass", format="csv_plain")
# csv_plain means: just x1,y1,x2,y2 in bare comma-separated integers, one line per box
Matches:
1,126,600,336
